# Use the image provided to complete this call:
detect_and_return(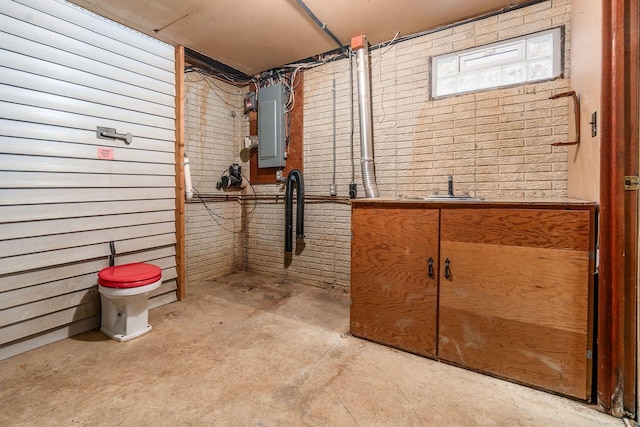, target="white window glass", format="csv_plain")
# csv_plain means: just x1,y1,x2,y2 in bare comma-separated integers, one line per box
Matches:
437,77,457,96
478,67,501,89
432,27,562,97
502,63,526,84
458,72,478,92
437,56,458,76
527,34,553,59
528,58,553,80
